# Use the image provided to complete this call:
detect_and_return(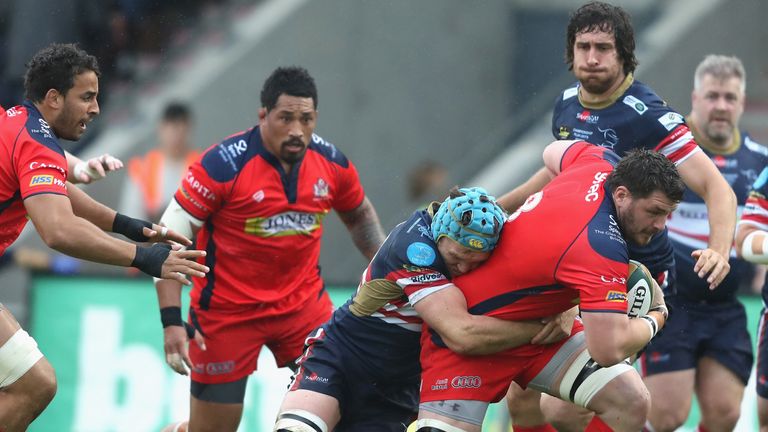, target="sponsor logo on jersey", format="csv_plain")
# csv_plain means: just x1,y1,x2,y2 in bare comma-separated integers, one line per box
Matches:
304,372,329,384
252,190,264,202
597,127,619,149
658,112,684,131
245,211,327,237
28,161,66,175
622,95,648,115
584,172,608,202
646,350,671,364
407,242,436,266
313,178,329,200
6,107,21,117
576,110,599,124
563,87,579,100
601,275,626,284
184,172,216,201
431,378,449,391
31,118,53,139
558,125,572,139
571,128,593,140
409,272,446,284
402,264,428,273
605,290,627,302
451,376,482,389
216,139,248,171
178,188,208,212
712,155,738,169
29,174,54,186
205,360,235,375
312,134,338,159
